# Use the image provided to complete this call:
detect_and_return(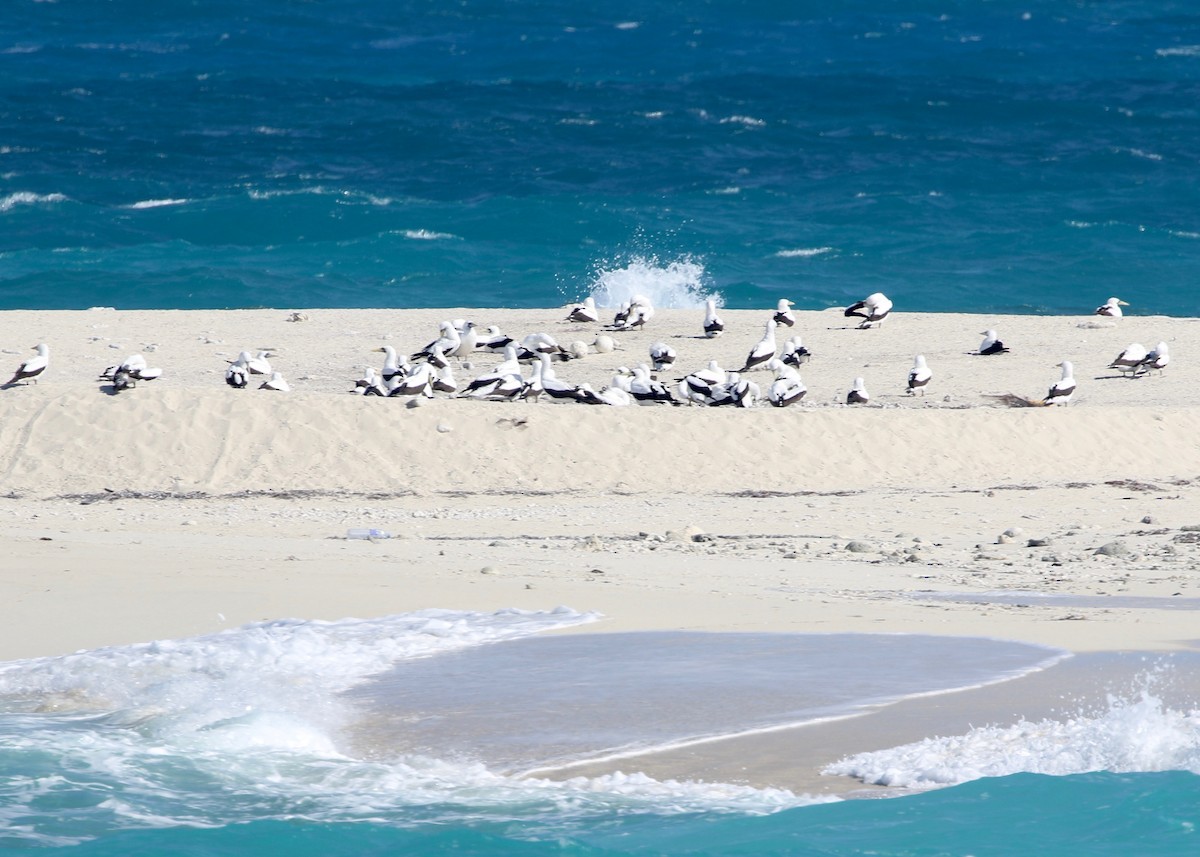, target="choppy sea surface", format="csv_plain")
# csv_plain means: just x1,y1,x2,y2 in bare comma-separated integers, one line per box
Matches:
0,610,1198,855
3,1,1199,314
